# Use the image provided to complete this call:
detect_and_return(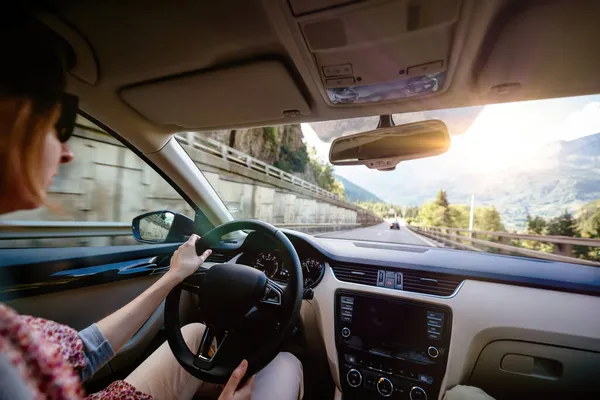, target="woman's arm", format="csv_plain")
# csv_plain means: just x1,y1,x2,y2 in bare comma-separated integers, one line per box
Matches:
97,234,211,353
